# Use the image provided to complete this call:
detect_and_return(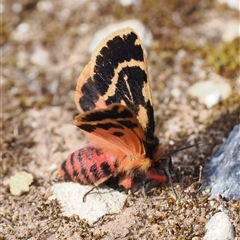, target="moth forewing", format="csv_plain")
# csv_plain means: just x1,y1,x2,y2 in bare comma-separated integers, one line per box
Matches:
102,60,148,102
